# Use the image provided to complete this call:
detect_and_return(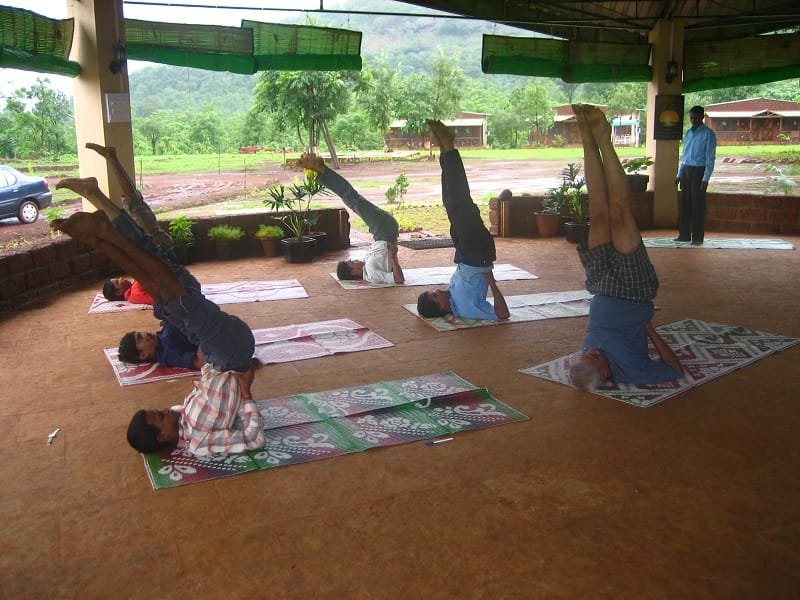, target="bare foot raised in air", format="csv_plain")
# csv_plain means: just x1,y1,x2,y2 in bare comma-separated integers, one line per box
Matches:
583,104,612,142
85,143,117,160
50,210,113,239
56,176,100,196
297,153,326,174
426,119,455,151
